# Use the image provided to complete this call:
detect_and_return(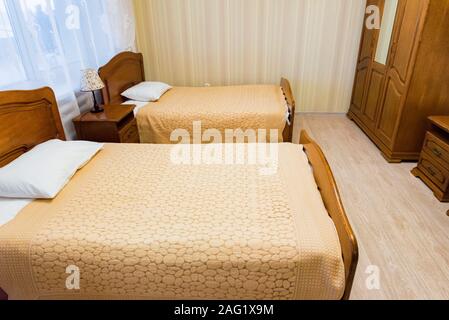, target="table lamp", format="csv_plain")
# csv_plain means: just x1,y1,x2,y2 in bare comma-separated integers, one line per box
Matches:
81,69,105,113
